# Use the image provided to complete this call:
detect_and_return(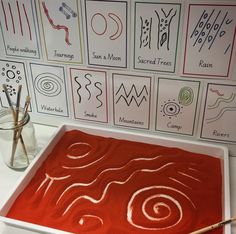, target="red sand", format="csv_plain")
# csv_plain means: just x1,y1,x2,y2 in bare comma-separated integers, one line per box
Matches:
7,130,223,233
